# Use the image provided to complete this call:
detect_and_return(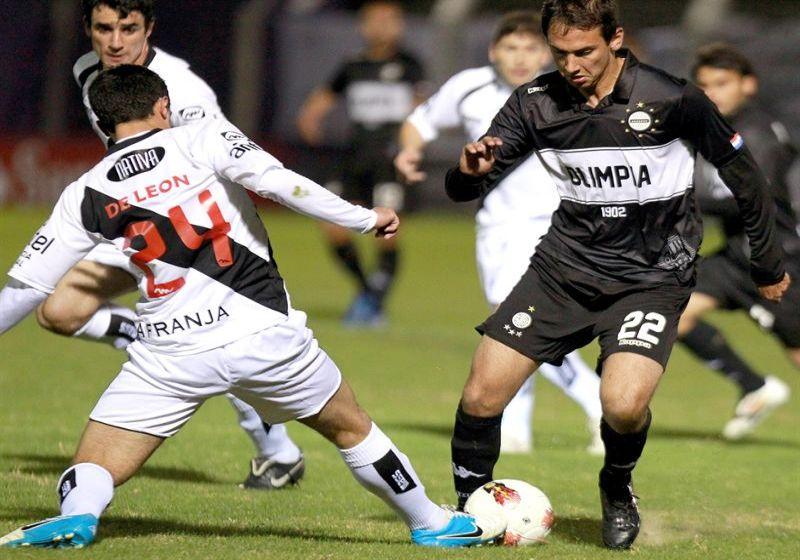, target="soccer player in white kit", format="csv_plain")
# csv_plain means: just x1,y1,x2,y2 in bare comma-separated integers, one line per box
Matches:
36,0,304,488
0,65,503,549
394,11,603,455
